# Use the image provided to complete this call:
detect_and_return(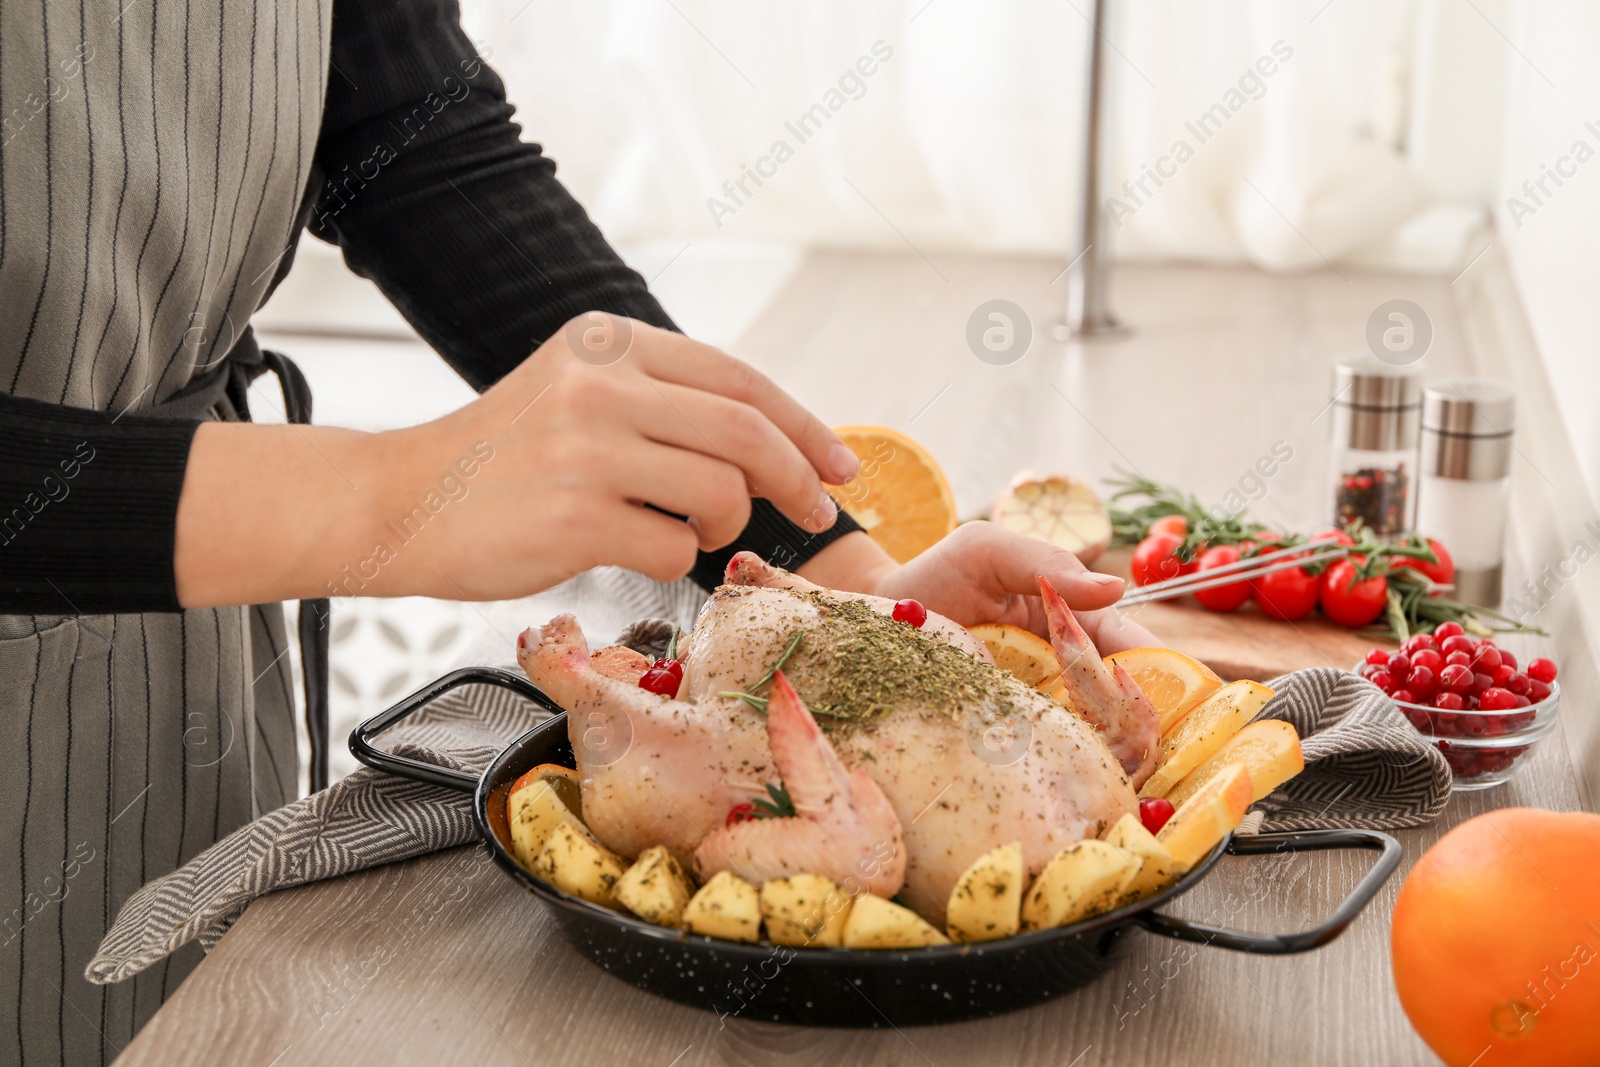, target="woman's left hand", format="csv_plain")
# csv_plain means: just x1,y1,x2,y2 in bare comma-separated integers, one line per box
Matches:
798,521,1159,655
